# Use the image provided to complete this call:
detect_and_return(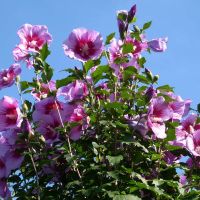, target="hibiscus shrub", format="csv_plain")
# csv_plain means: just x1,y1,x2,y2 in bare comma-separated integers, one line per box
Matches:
1,4,200,200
